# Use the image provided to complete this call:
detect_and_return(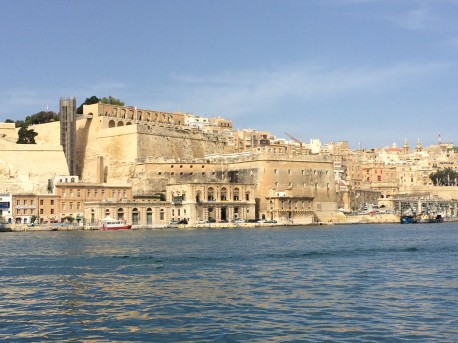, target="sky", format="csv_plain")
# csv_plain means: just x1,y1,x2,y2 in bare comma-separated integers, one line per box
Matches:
1,0,457,149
